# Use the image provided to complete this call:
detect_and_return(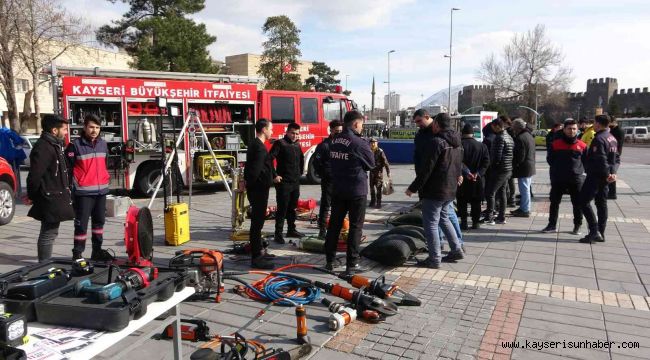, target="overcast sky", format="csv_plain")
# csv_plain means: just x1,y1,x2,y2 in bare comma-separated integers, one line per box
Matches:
65,0,650,111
